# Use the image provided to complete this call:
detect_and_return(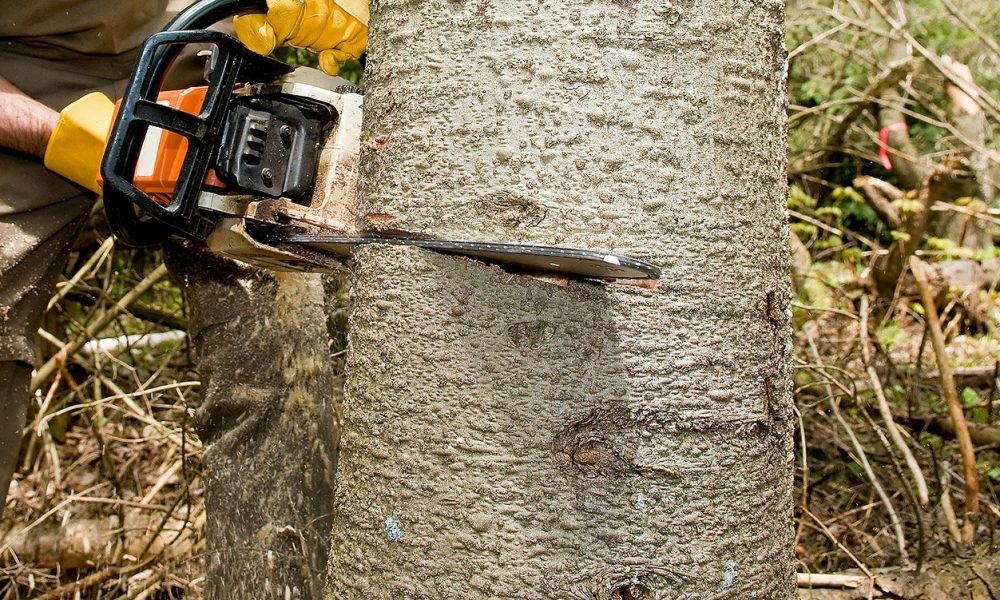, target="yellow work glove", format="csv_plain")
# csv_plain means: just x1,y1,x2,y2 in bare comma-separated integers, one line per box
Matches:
43,92,115,194
234,0,369,75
